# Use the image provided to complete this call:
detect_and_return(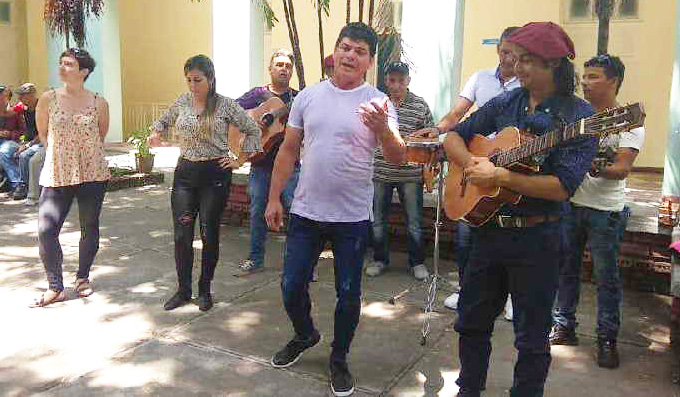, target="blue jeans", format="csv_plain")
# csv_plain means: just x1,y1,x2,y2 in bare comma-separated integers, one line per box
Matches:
456,222,472,280
553,205,630,340
372,180,424,268
248,165,299,267
18,144,42,184
281,214,369,361
0,140,20,185
455,222,560,397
